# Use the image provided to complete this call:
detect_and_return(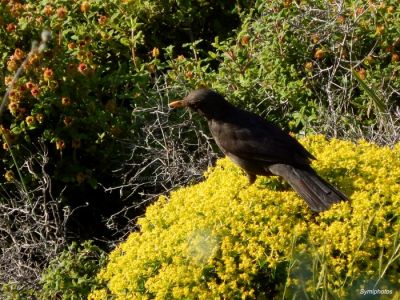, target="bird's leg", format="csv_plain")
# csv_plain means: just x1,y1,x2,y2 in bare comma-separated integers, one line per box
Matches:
247,173,257,185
